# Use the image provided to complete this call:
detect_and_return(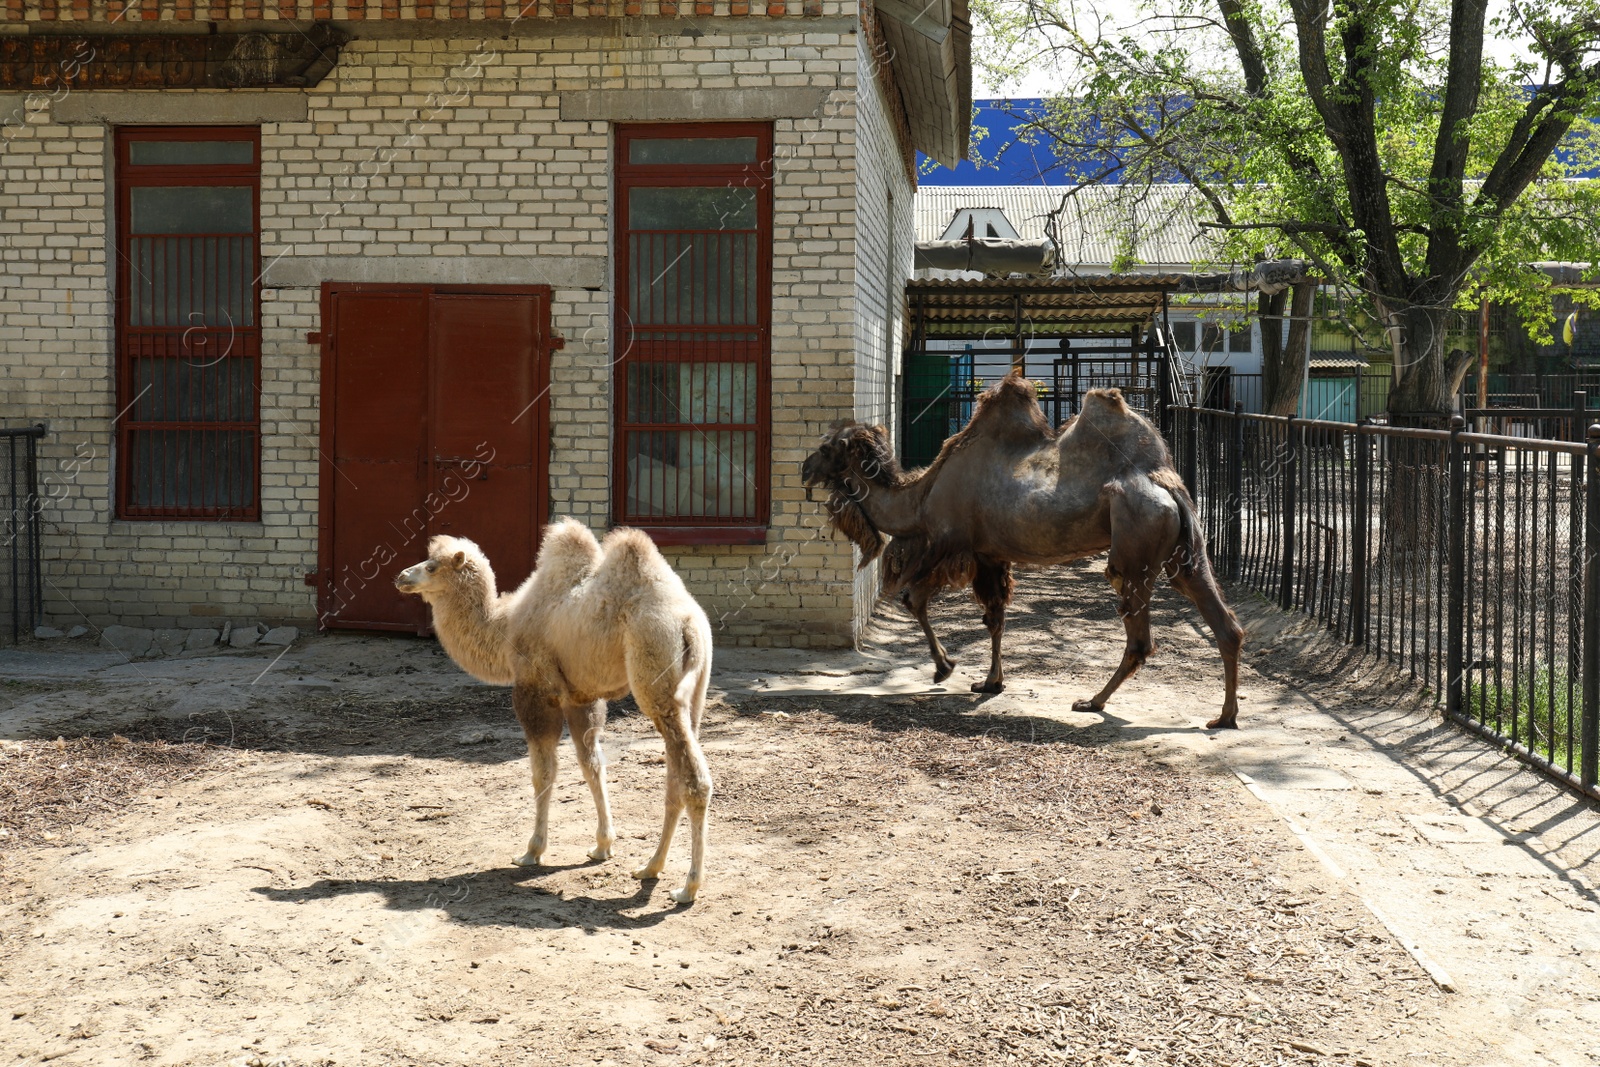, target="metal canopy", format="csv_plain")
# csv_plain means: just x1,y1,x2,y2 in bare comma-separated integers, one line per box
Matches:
906,274,1183,338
